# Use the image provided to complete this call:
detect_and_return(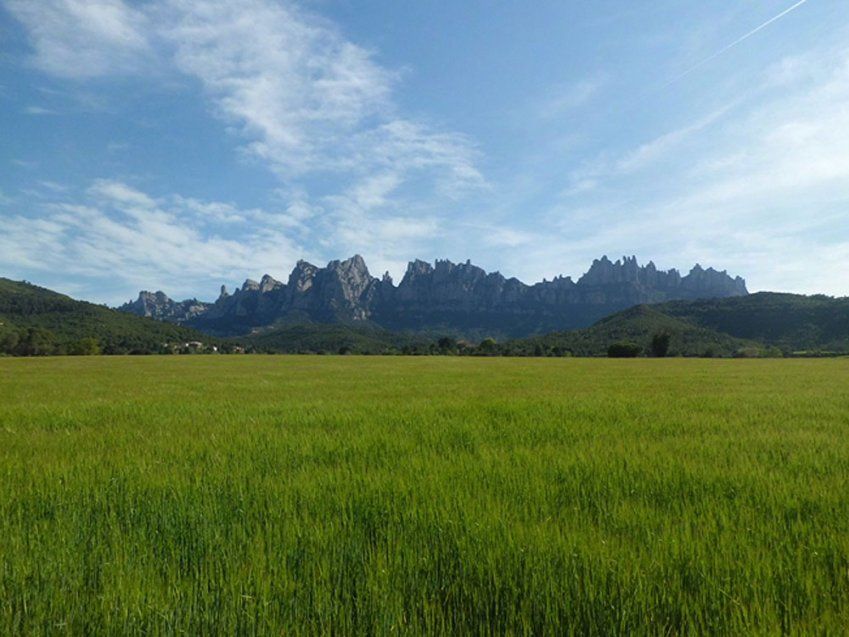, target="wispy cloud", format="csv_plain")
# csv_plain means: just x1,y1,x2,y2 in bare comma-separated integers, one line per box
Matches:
669,0,811,85
539,45,849,295
537,76,606,119
5,0,151,78
4,0,485,285
23,105,56,115
5,0,483,187
161,0,393,176
0,180,308,302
